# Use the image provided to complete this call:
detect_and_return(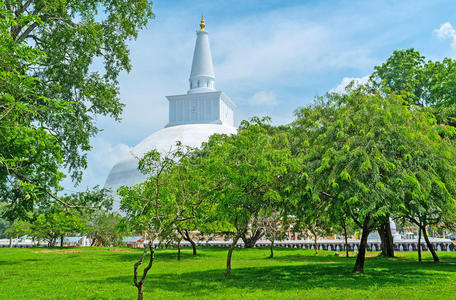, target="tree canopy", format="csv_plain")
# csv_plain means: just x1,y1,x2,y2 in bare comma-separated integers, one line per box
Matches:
292,88,456,272
0,0,154,217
